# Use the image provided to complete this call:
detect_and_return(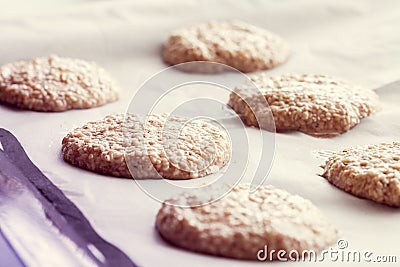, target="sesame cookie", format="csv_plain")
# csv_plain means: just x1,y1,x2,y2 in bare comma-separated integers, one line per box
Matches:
163,21,290,73
62,113,230,179
321,142,400,207
156,184,338,260
0,55,118,111
228,73,380,137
